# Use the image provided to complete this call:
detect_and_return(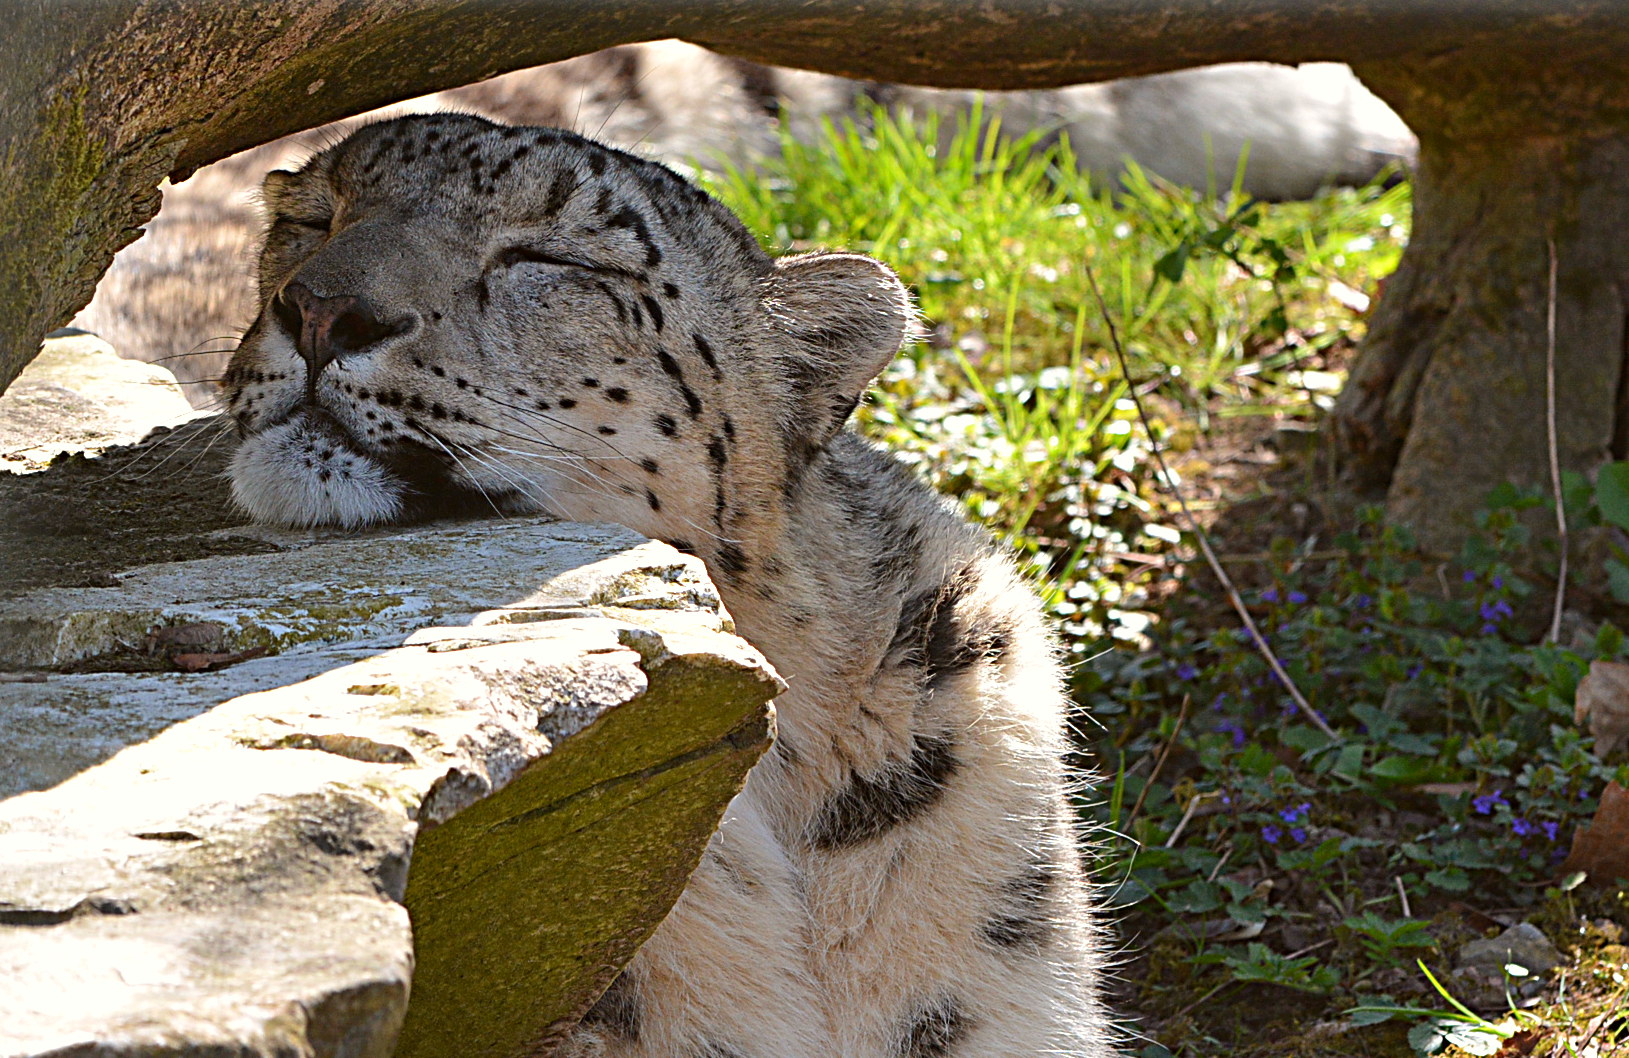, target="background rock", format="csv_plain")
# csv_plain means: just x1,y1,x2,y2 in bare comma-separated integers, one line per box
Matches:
0,330,205,472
